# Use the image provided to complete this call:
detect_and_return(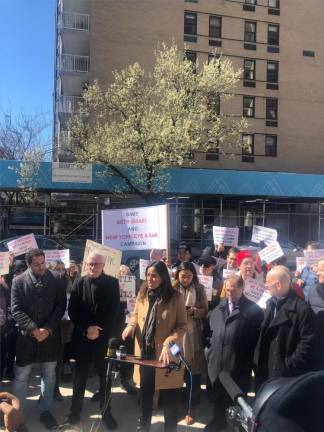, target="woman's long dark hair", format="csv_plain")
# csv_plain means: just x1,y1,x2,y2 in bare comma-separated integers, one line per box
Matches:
138,260,174,303
175,261,199,289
